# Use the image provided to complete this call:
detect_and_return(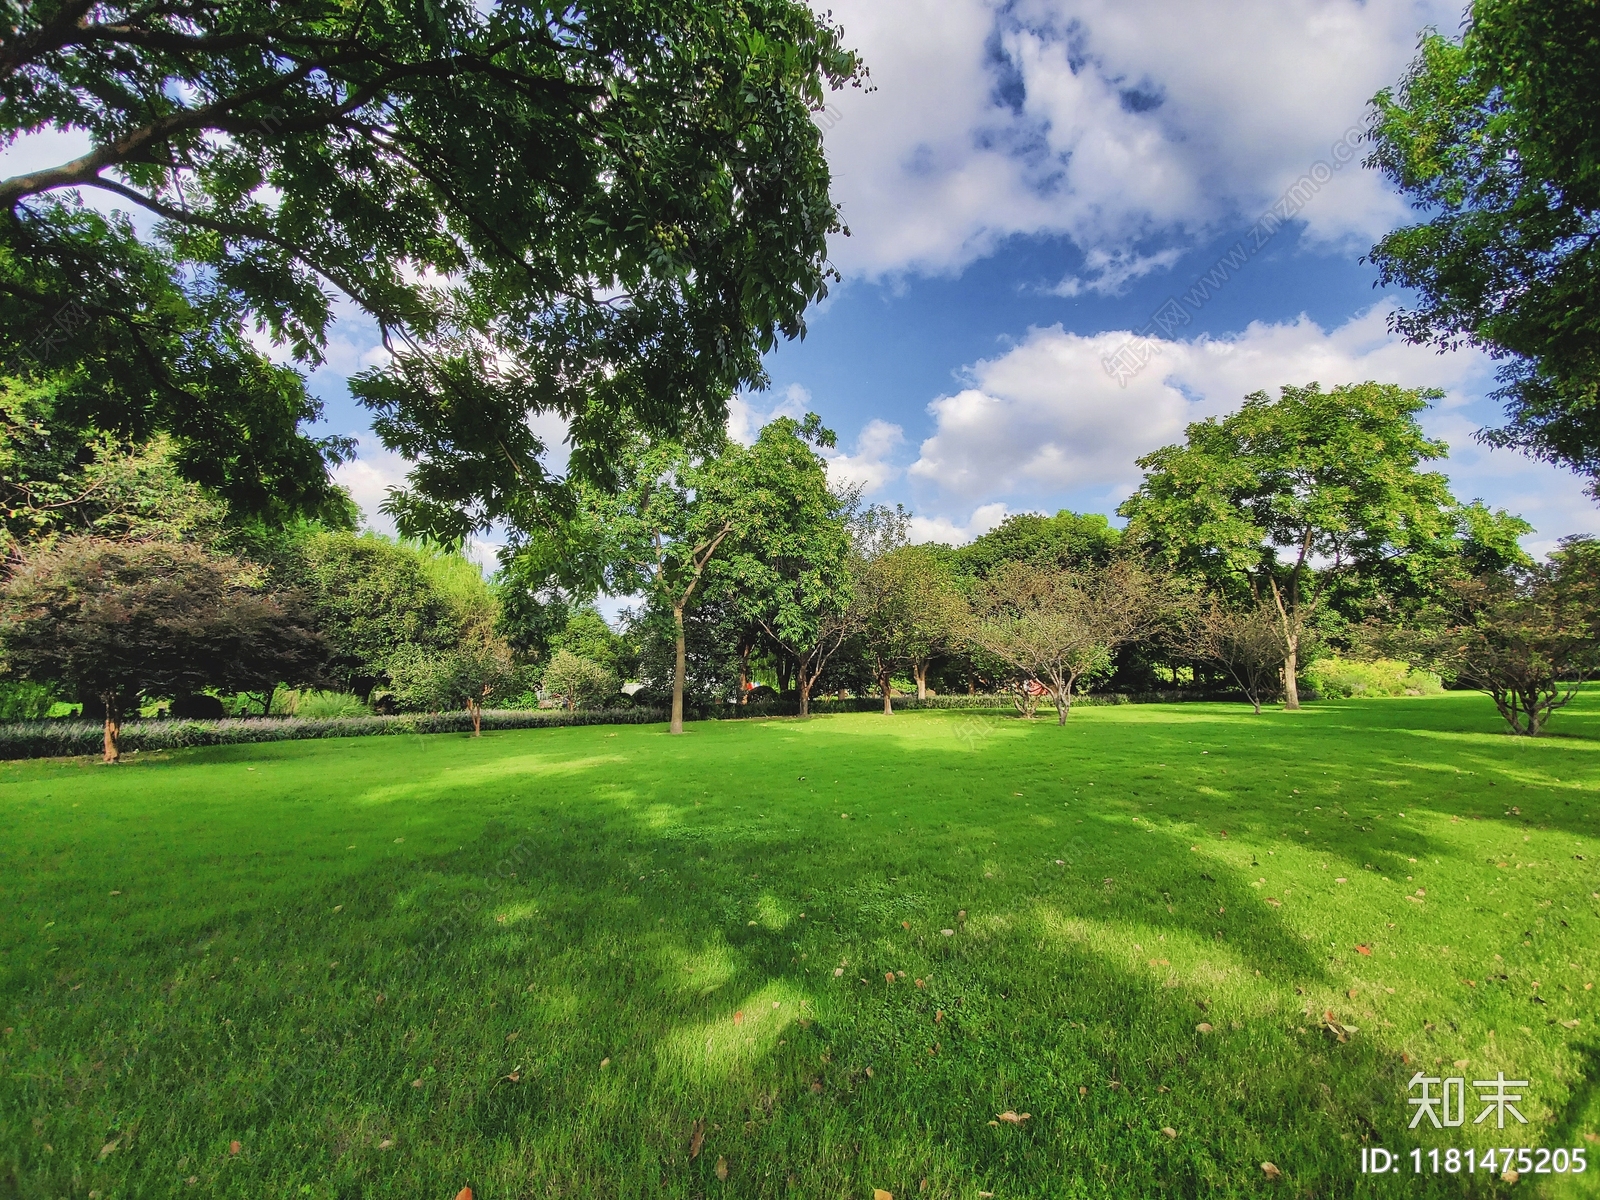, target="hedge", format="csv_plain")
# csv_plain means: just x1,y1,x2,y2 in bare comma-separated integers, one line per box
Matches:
0,707,667,761
0,689,1256,760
